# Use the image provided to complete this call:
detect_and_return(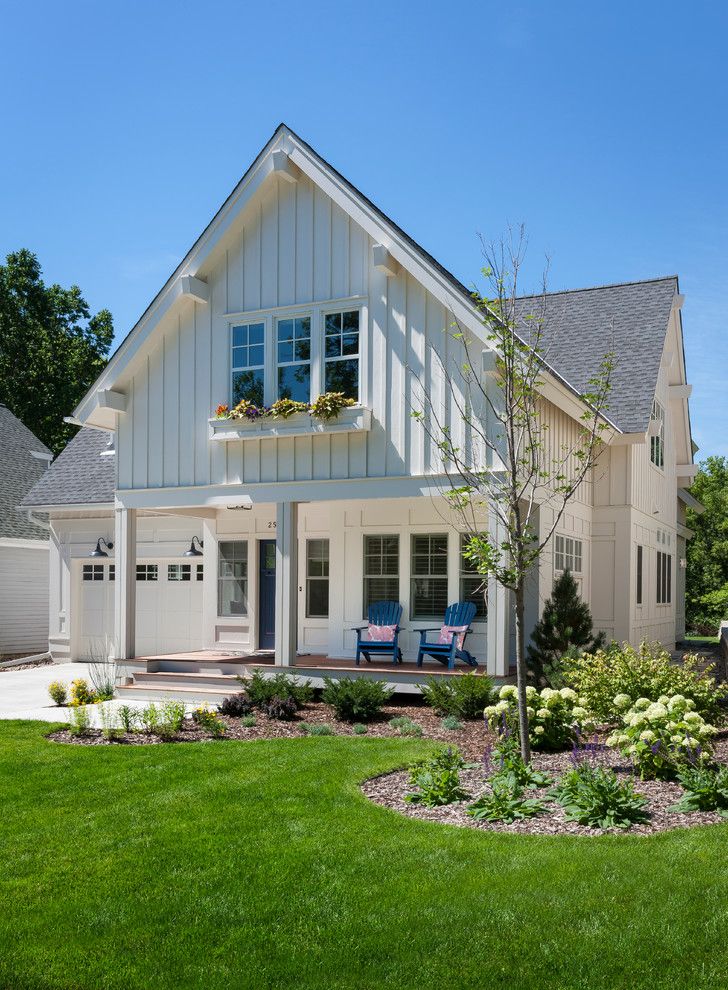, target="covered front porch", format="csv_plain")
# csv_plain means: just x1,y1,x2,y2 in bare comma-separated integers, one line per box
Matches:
111,487,518,693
